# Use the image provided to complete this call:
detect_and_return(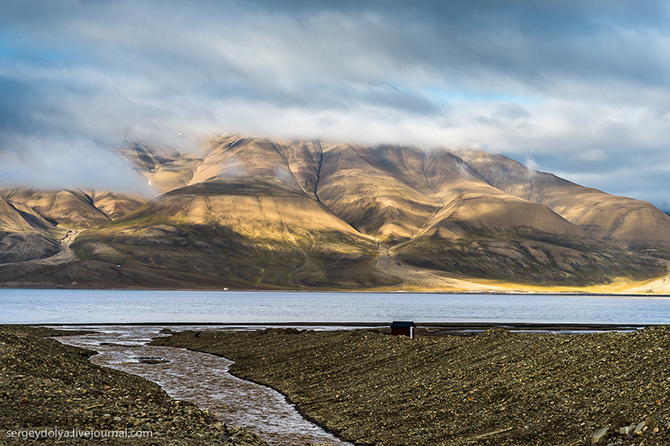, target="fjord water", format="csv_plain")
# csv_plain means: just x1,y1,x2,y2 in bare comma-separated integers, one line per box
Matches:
1,289,670,324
